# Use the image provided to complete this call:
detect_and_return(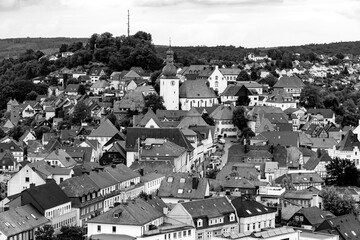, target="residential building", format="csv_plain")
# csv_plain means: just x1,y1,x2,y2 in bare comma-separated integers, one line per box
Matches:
210,105,237,138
